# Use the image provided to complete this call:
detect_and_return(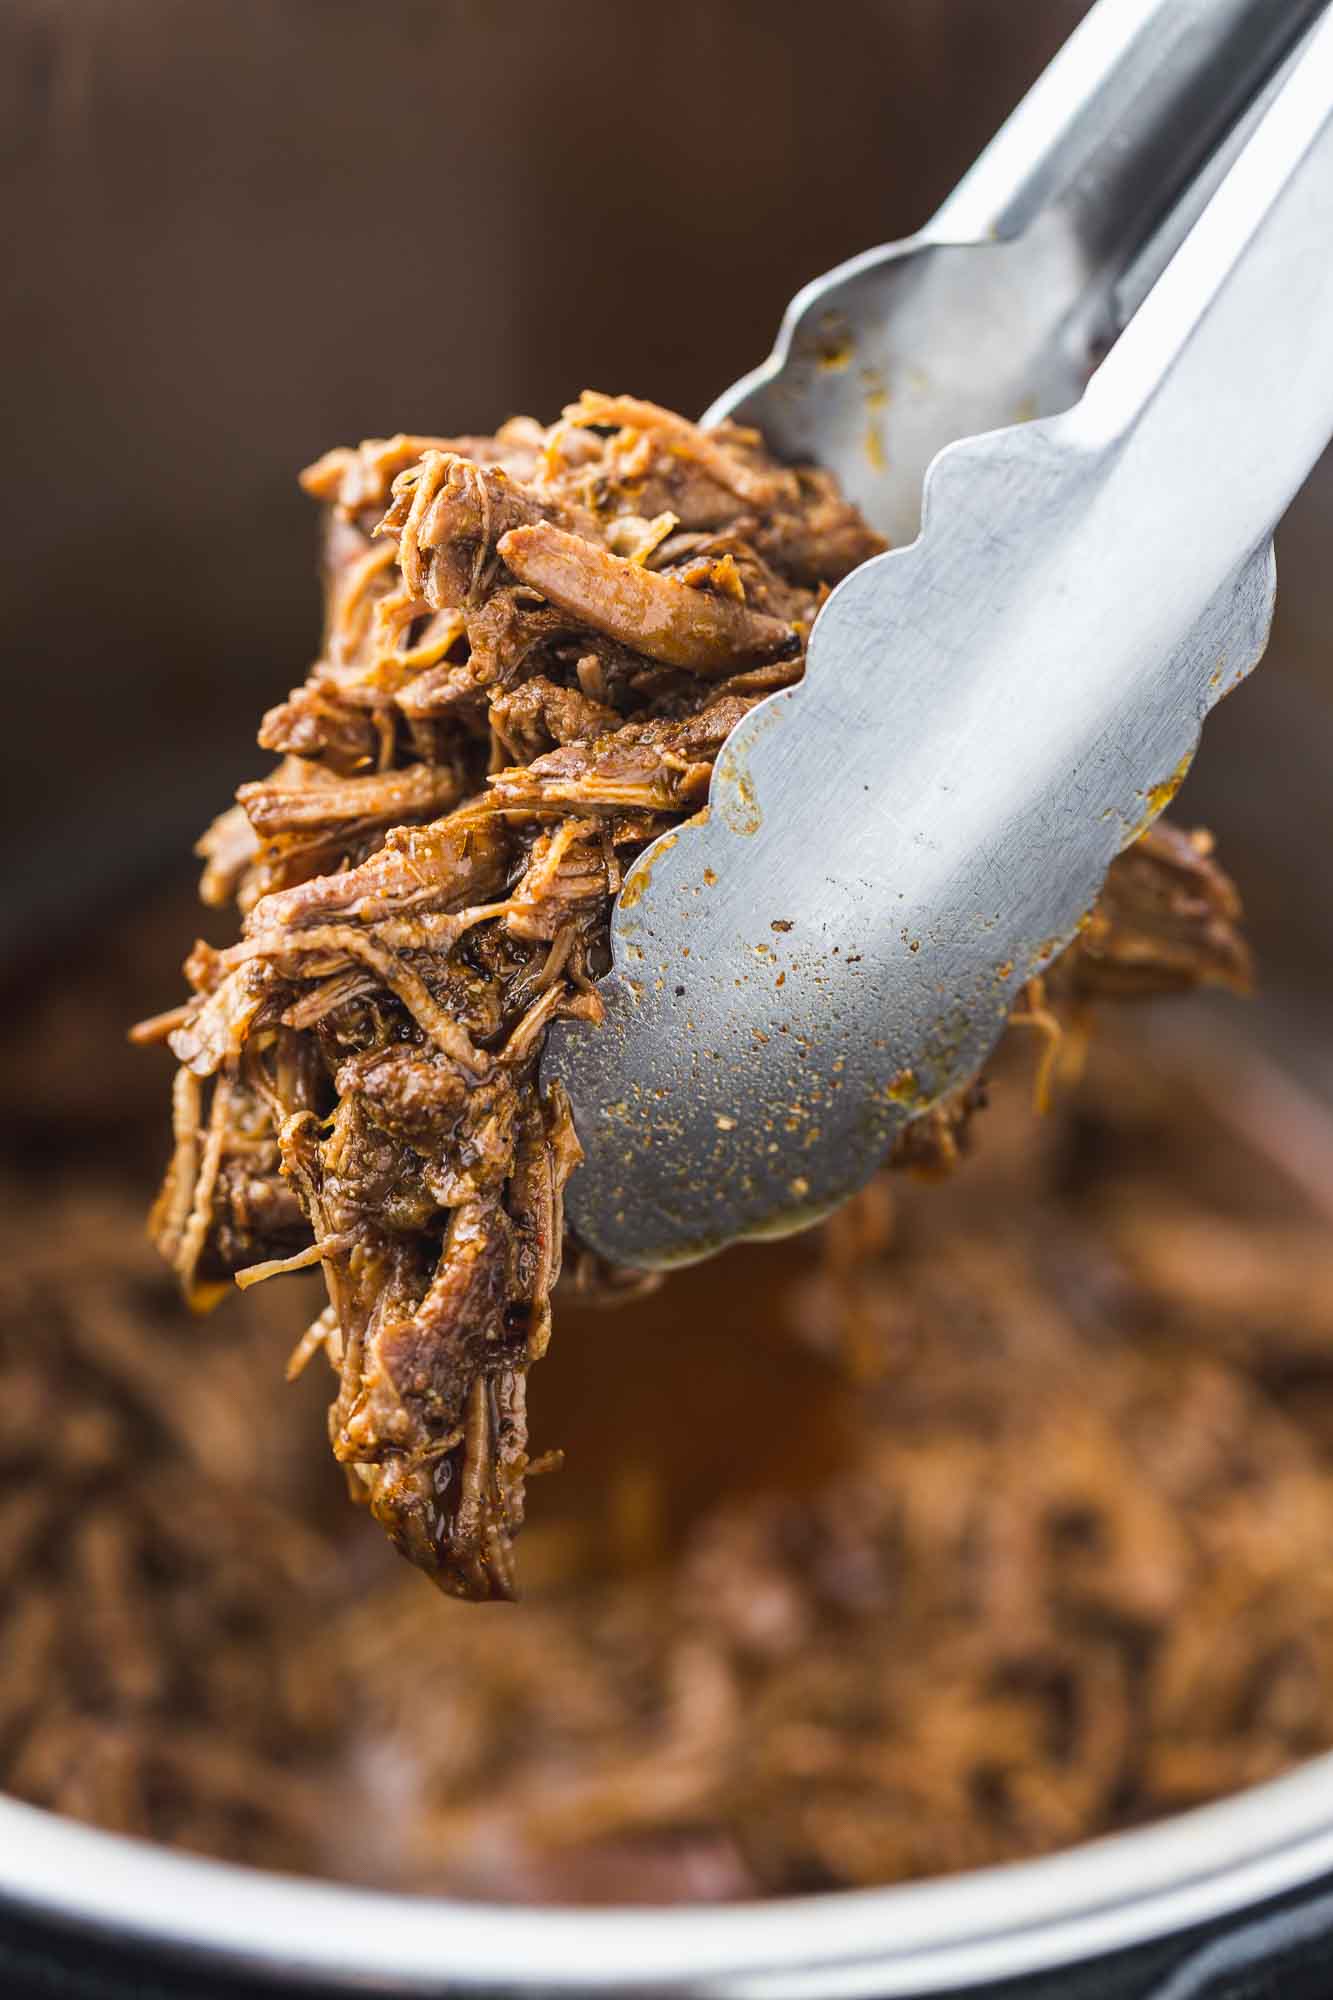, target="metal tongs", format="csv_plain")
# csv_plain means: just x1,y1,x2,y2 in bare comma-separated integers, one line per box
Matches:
544,0,1333,1268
